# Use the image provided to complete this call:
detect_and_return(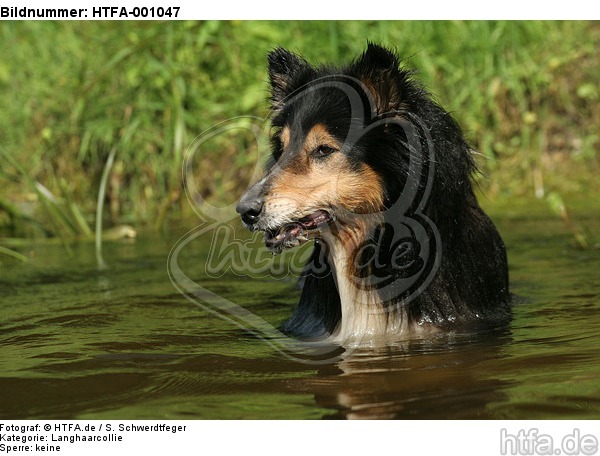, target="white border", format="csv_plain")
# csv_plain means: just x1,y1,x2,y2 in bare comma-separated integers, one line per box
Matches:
3,0,599,20
2,420,600,456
